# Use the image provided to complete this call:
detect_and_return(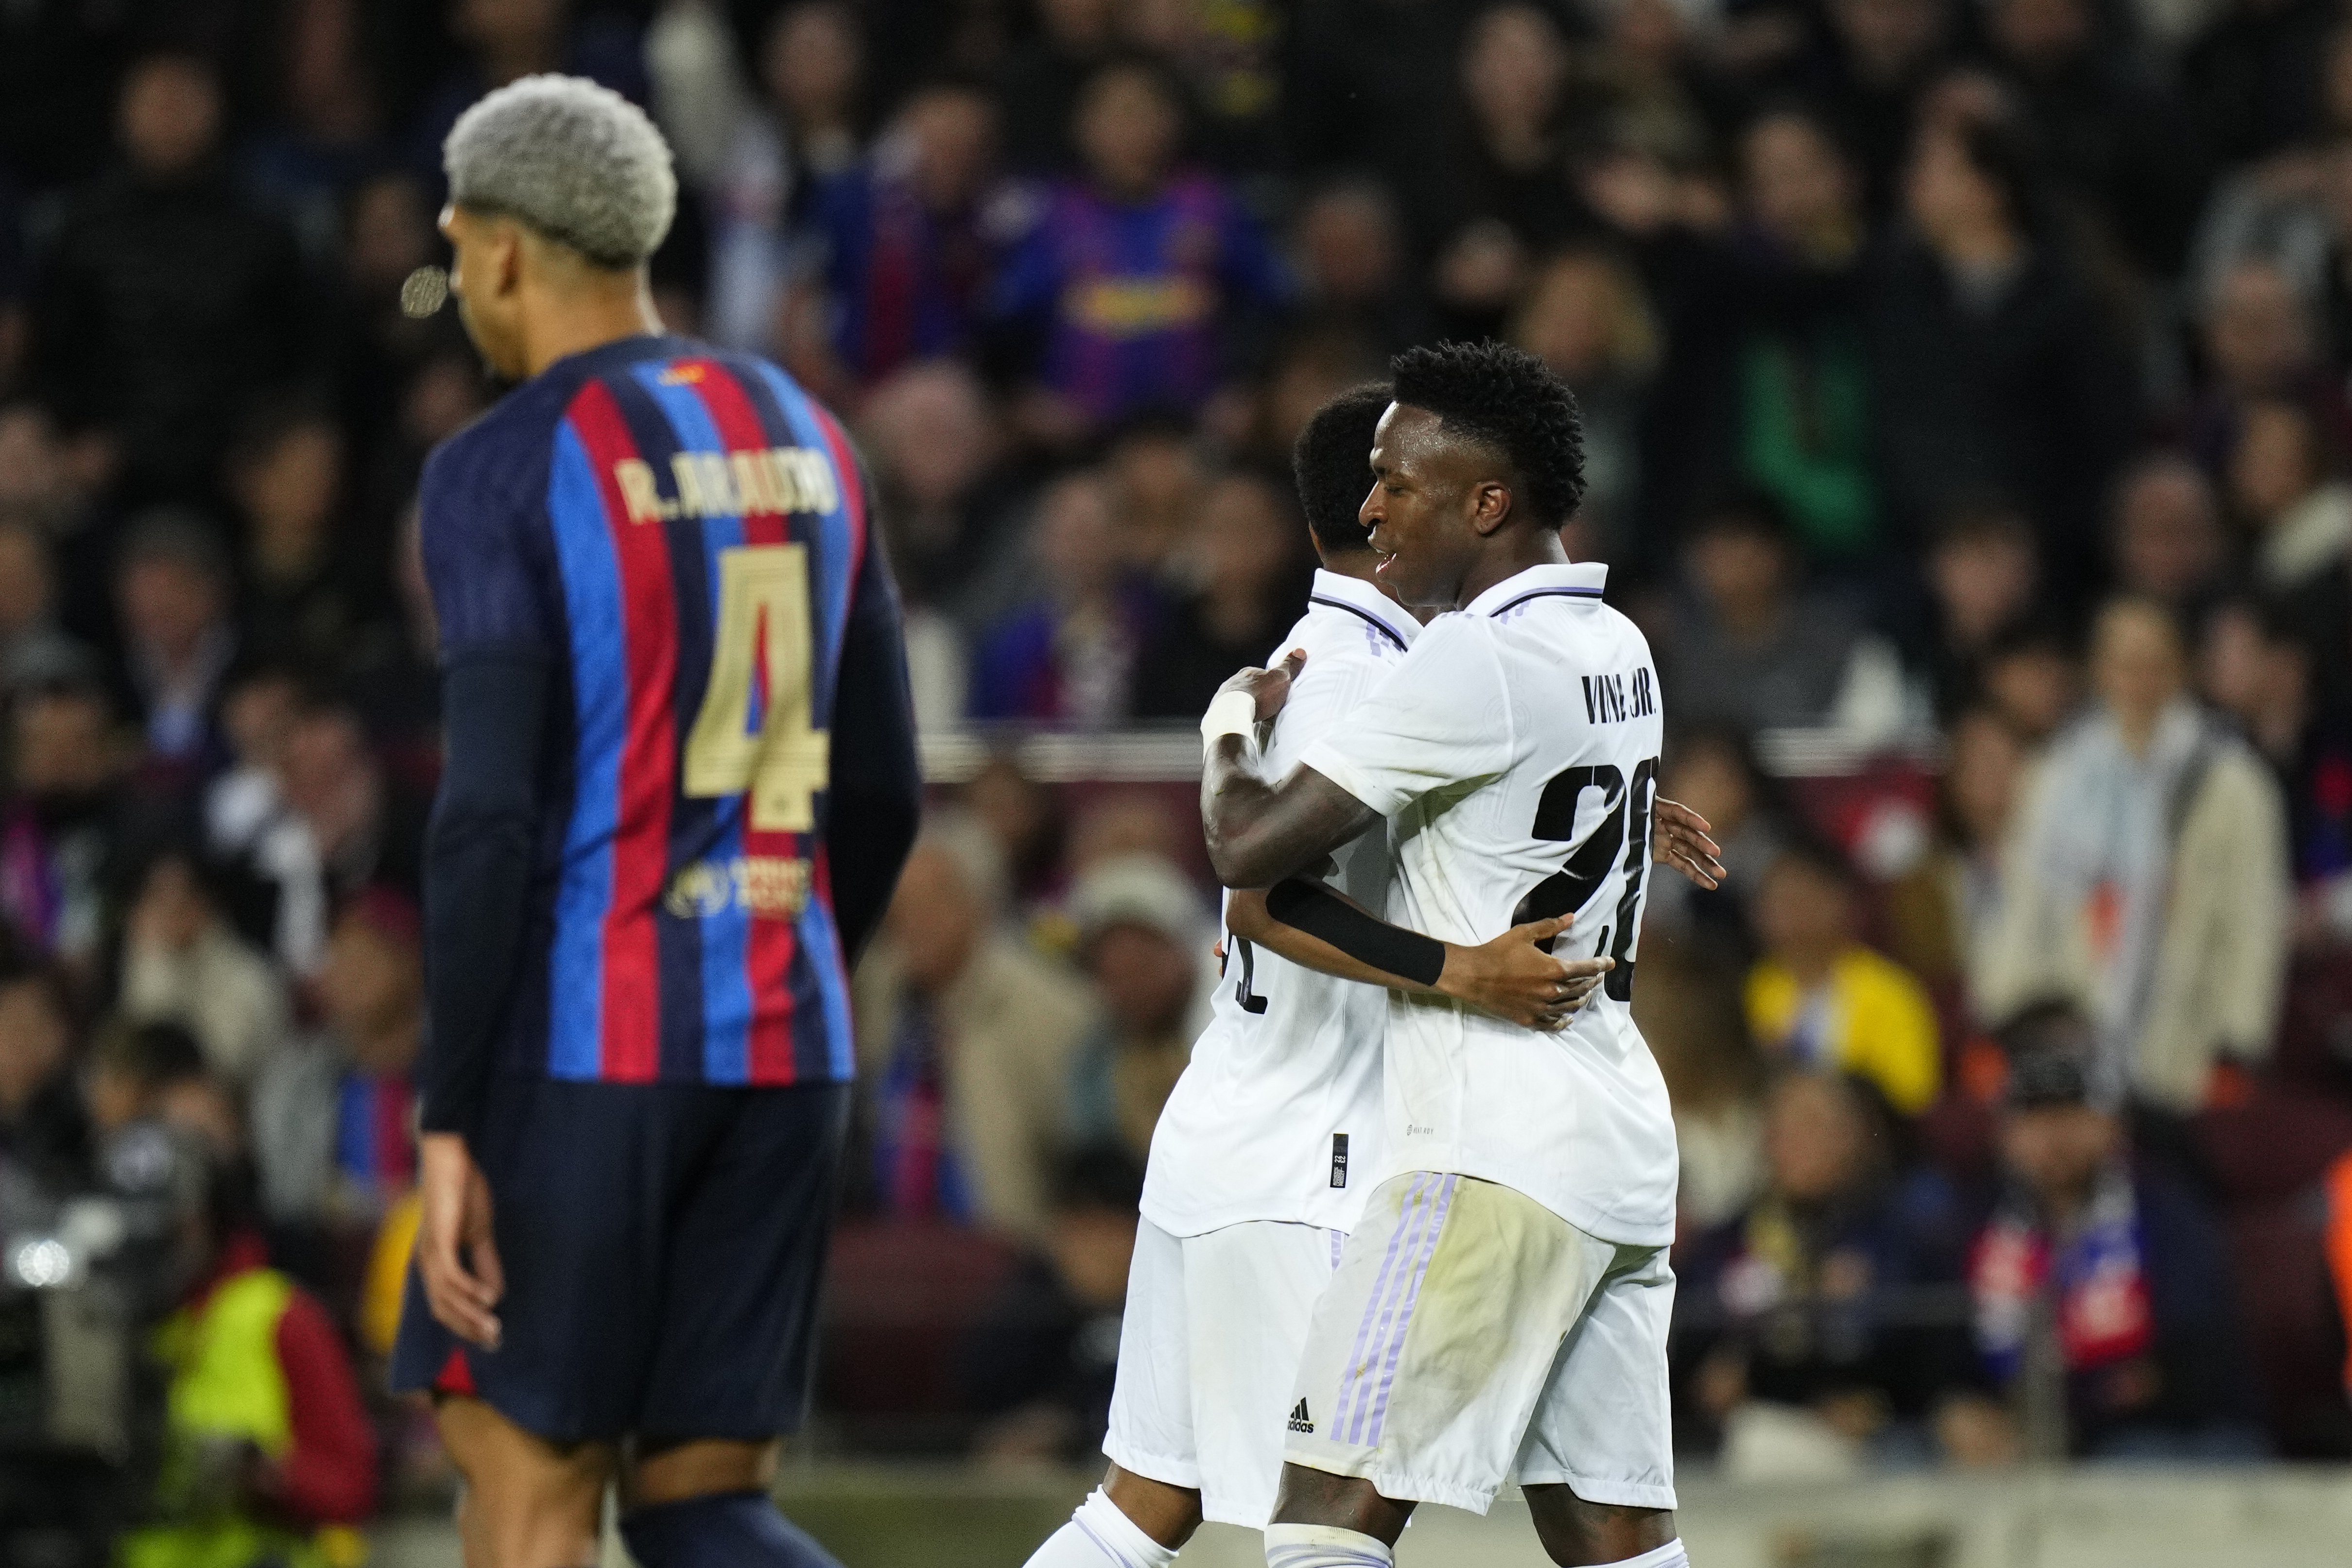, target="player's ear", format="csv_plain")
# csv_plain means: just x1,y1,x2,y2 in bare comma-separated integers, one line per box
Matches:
1469,479,1514,537
489,221,525,299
